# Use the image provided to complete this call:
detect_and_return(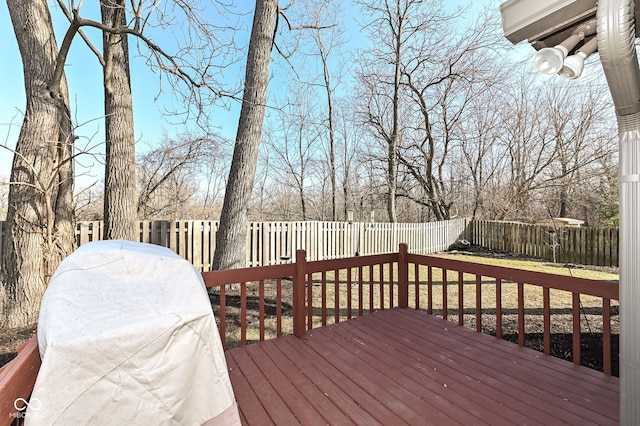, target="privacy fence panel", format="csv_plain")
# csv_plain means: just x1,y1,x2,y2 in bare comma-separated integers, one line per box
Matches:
0,218,467,272
465,220,619,267
0,218,462,271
